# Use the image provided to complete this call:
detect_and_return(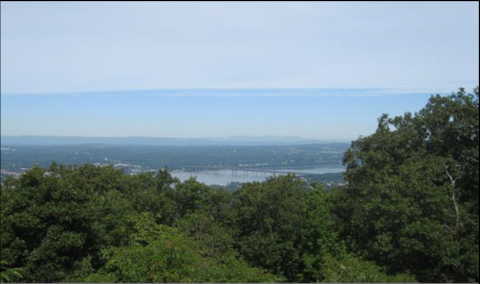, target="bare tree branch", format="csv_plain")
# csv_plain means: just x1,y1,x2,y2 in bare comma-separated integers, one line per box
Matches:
443,164,461,238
